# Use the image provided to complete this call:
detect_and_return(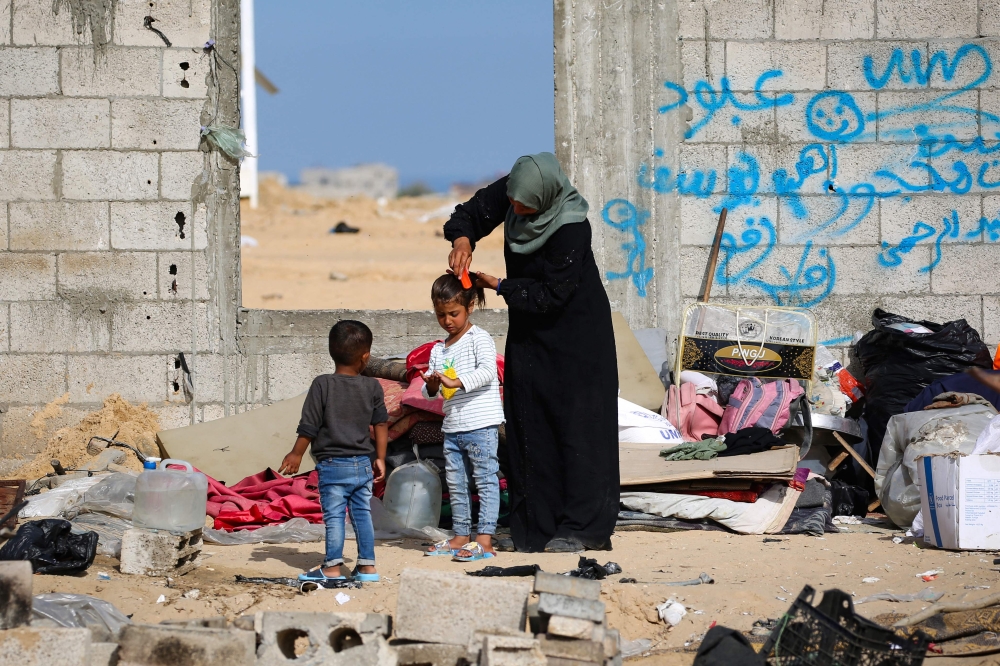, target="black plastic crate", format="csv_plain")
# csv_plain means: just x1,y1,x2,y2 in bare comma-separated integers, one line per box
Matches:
761,585,929,666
